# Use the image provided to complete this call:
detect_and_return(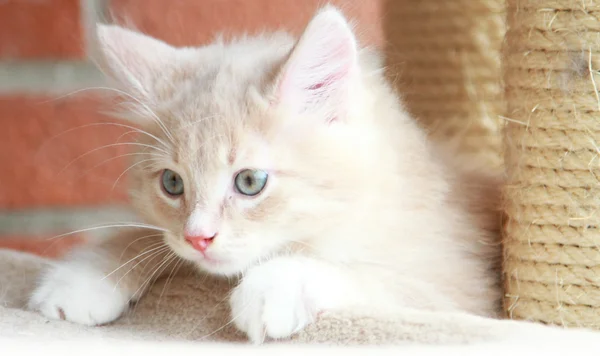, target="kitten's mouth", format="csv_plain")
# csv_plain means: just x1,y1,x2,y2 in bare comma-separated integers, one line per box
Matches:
183,239,224,265
201,254,223,265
